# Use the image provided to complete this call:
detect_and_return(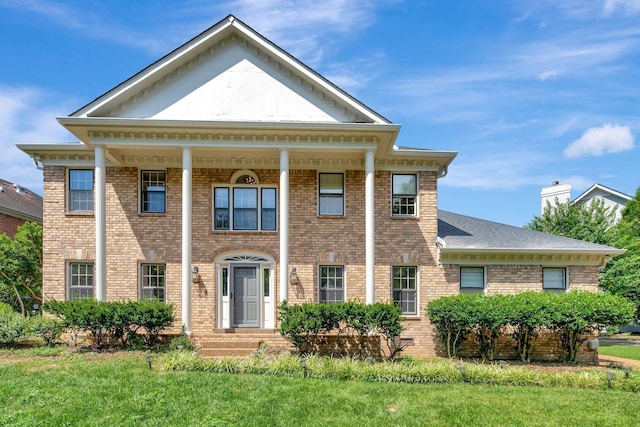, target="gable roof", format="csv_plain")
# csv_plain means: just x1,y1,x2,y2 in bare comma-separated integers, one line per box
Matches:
0,178,43,223
573,183,633,205
68,15,390,125
437,210,623,265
